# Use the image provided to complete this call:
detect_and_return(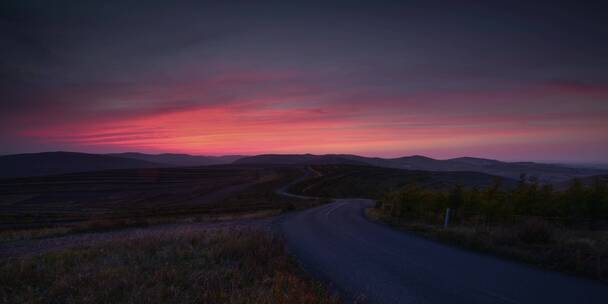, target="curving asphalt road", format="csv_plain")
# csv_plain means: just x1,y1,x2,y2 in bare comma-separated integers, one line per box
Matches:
278,198,608,304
